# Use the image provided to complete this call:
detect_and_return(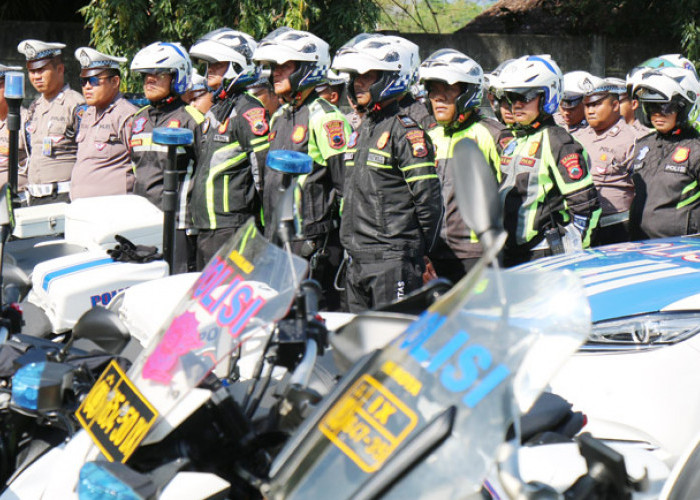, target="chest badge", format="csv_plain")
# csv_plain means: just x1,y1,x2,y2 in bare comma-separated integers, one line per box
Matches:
167,119,181,128
323,120,346,149
673,146,690,163
528,141,540,156
242,108,269,136
291,125,307,144
132,117,147,134
348,131,358,148
376,131,390,149
218,117,230,134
